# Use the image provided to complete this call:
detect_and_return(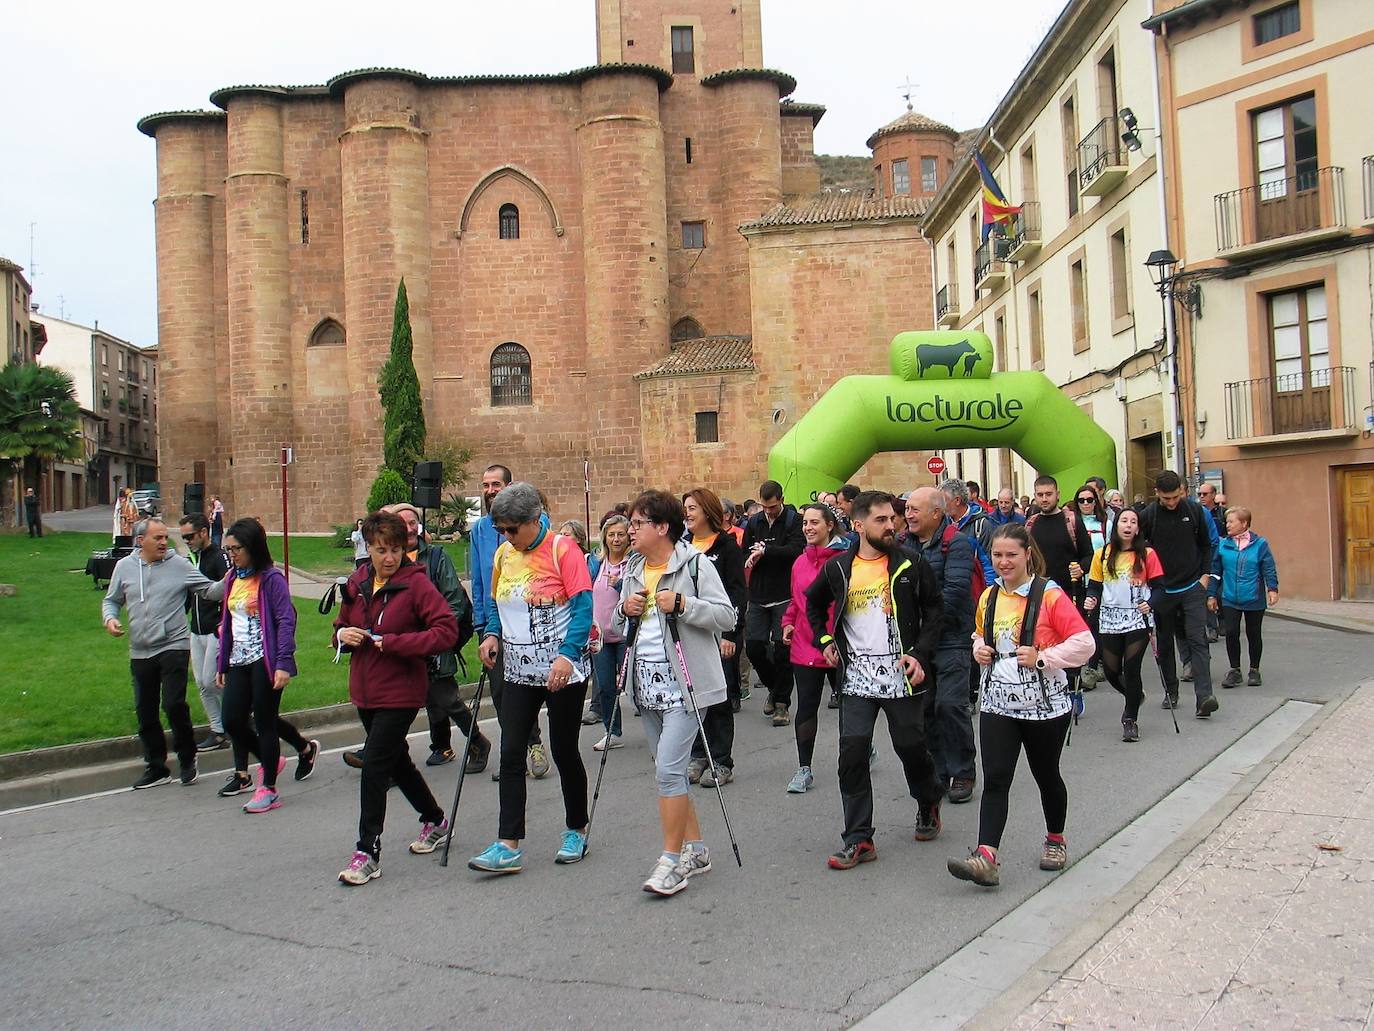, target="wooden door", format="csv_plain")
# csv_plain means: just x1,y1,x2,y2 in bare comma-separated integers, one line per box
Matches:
1343,469,1374,600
